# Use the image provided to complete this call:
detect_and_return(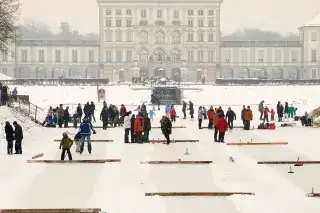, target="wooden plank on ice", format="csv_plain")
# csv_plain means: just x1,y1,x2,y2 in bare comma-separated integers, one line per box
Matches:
145,192,255,196
26,159,121,164
257,161,320,165
0,208,102,213
149,139,199,143
53,139,113,142
226,142,288,146
31,153,44,159
141,160,212,164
